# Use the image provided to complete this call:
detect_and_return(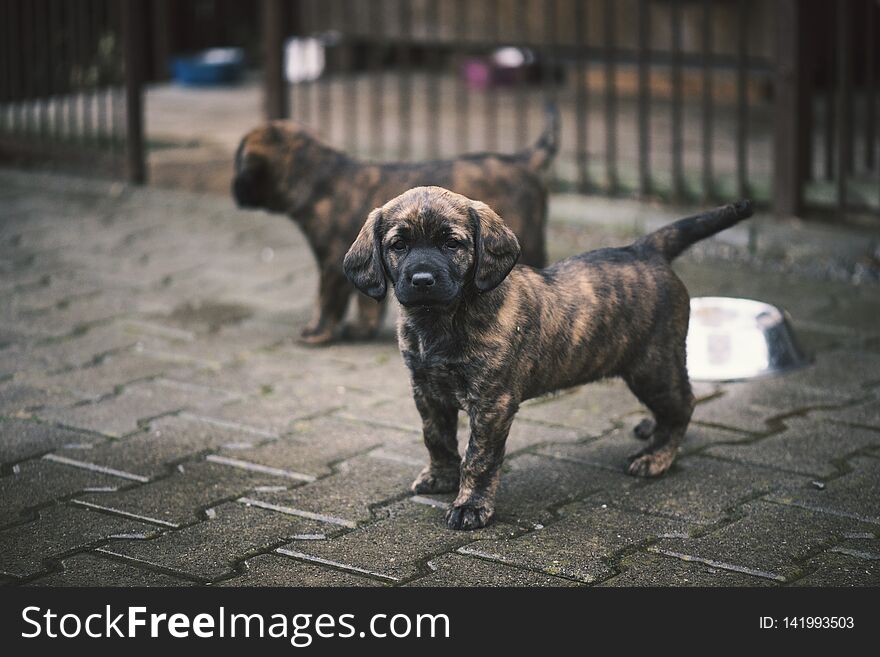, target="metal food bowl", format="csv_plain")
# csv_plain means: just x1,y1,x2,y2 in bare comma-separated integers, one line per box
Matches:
686,297,809,382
